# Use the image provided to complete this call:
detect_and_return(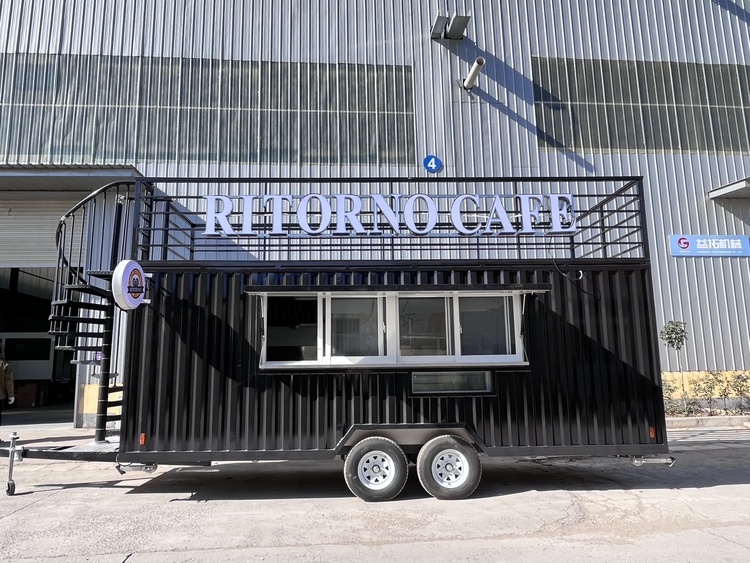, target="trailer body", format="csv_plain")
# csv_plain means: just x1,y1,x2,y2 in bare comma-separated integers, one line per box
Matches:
121,264,666,463
7,176,669,500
